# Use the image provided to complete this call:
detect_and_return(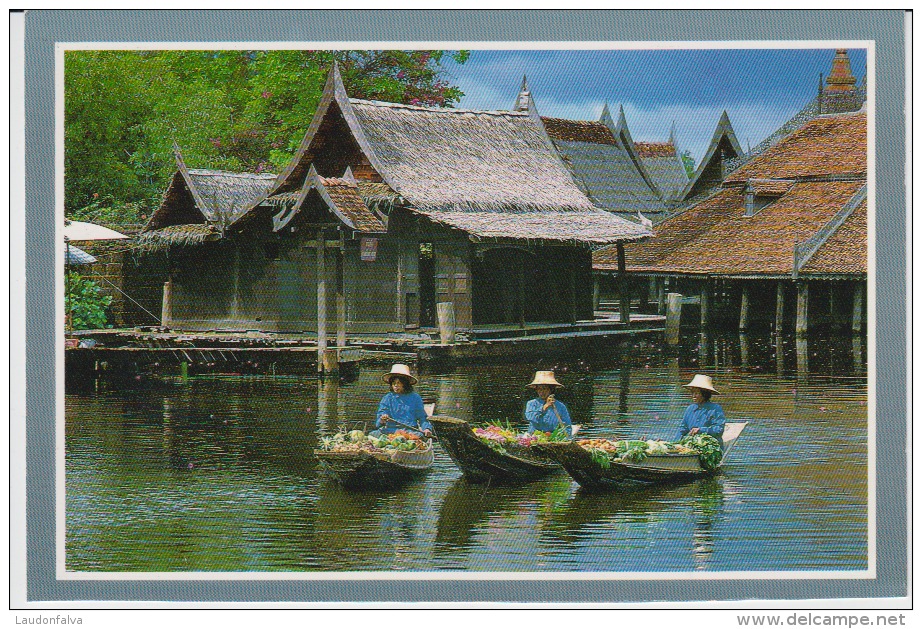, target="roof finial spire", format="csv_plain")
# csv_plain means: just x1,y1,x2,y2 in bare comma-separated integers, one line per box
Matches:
825,49,857,93
669,120,676,144
513,74,537,115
